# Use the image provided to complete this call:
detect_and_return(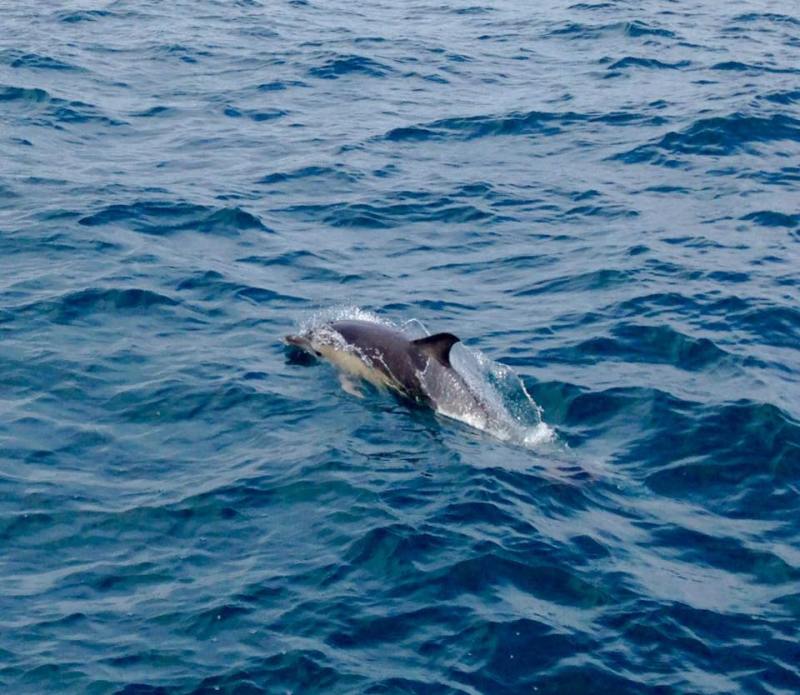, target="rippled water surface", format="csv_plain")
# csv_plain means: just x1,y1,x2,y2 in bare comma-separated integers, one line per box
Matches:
2,1,799,692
